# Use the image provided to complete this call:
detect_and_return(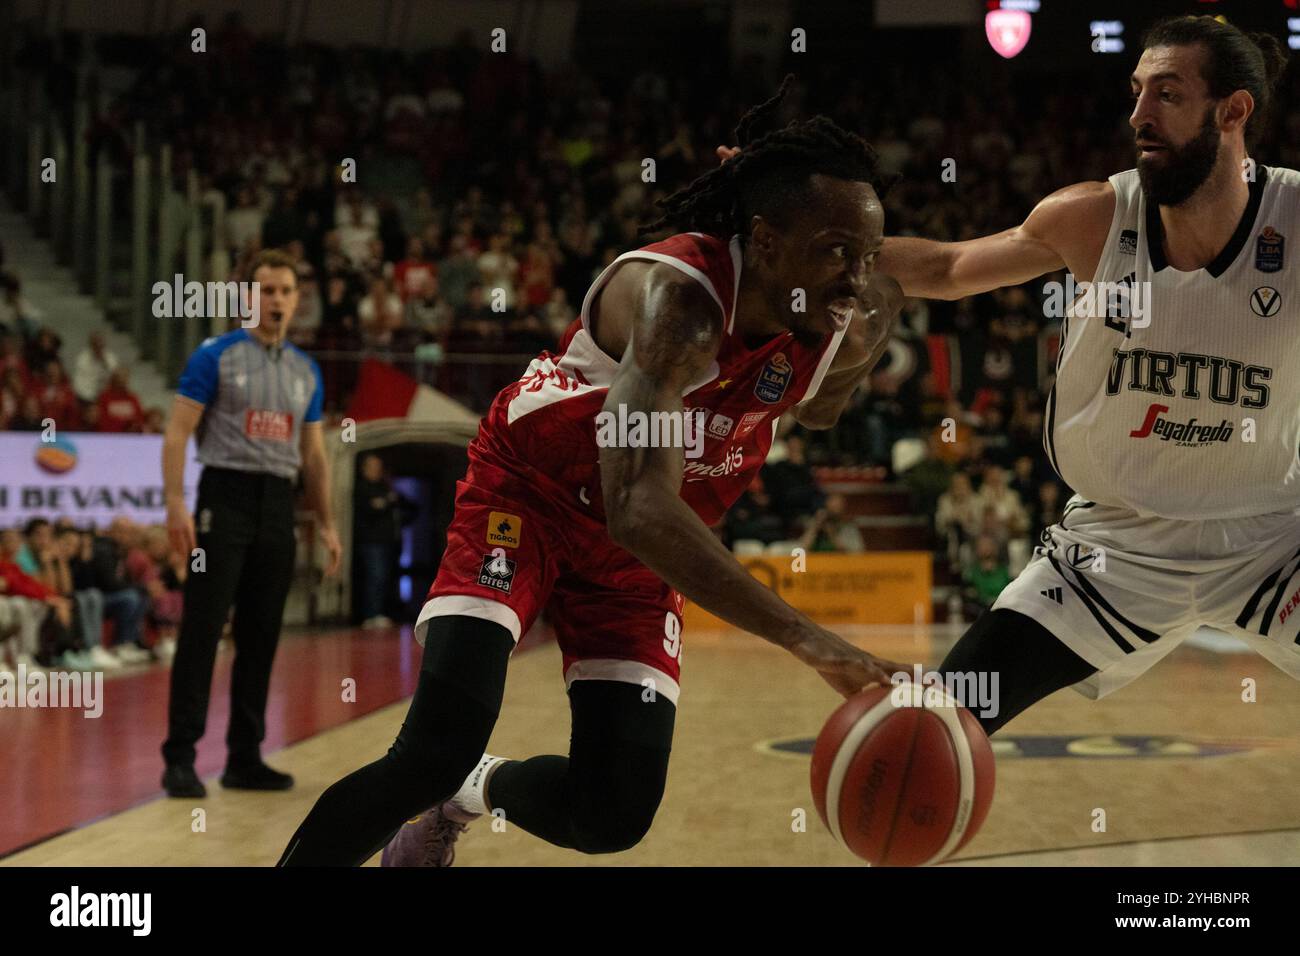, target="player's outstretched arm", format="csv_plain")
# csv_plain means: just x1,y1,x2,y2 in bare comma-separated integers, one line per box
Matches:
789,273,902,430
599,265,909,696
877,181,1115,300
